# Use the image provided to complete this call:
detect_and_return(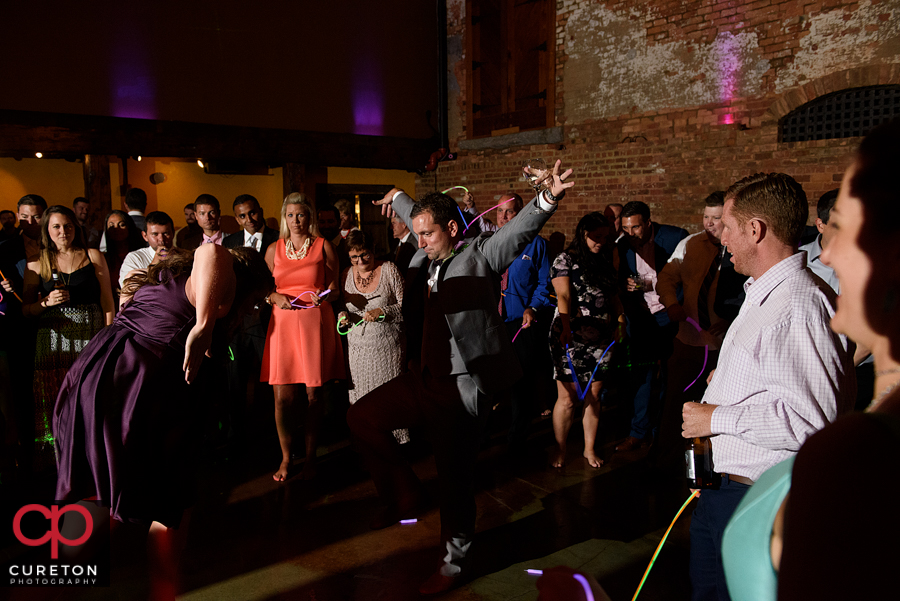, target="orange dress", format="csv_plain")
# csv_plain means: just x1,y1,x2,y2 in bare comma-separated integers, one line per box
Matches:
261,237,345,386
